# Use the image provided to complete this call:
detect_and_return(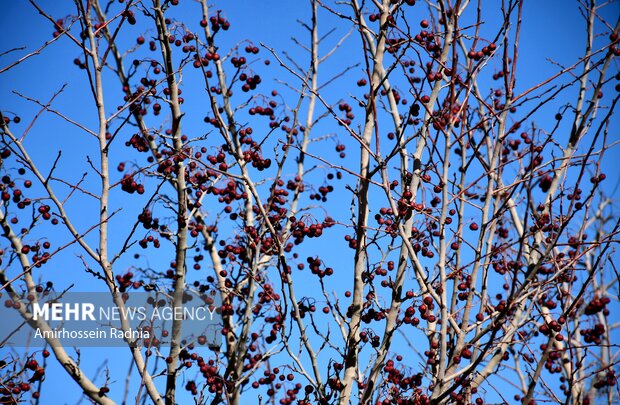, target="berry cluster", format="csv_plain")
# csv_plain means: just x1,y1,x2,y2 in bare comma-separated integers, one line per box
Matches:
580,323,605,345
584,295,611,316
120,174,145,194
